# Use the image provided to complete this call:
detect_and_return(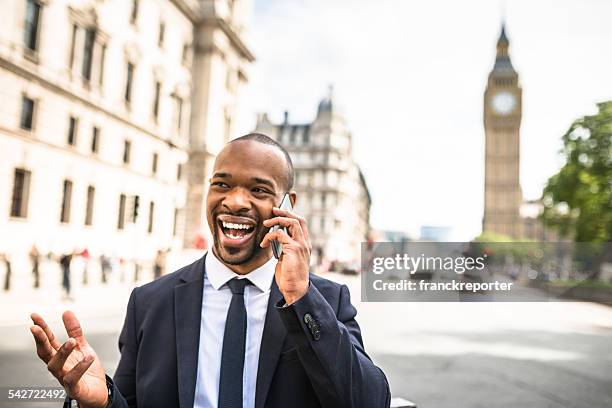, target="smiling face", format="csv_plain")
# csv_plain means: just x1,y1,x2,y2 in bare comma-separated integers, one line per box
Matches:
206,140,291,273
